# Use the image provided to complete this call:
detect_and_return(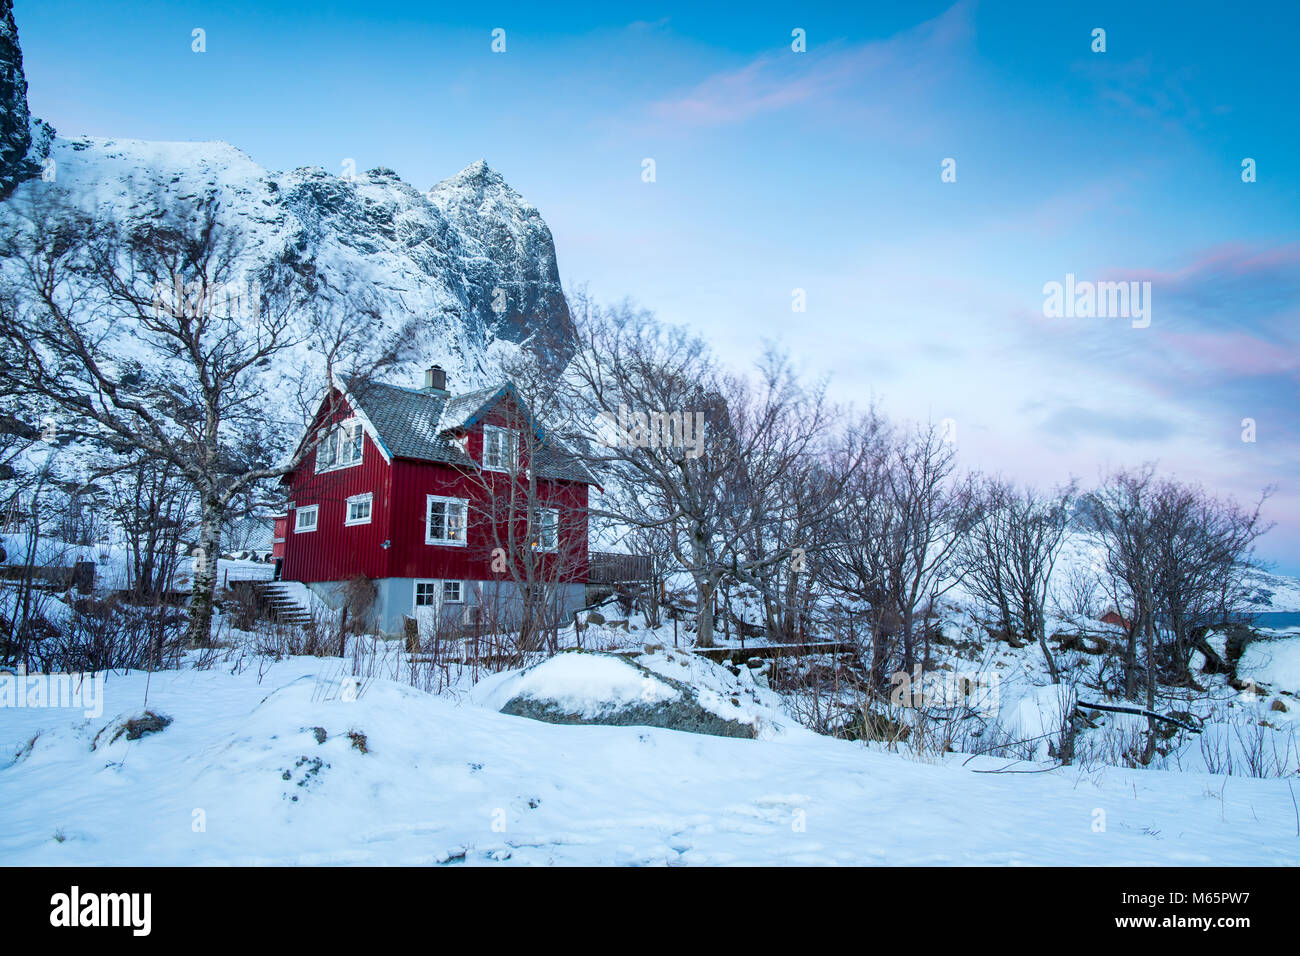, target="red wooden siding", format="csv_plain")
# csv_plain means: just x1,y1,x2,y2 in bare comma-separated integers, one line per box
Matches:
383,458,588,582
281,396,394,584
281,389,590,586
